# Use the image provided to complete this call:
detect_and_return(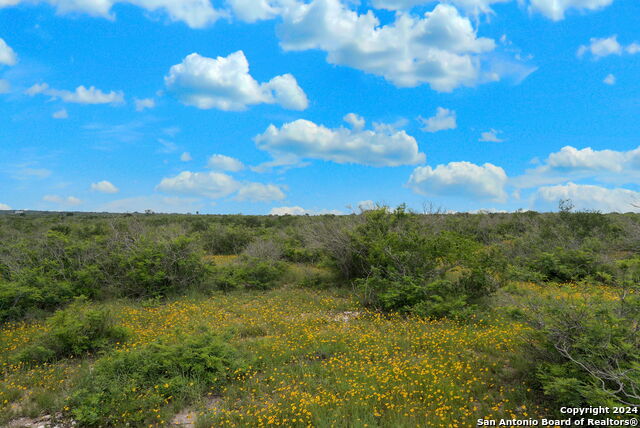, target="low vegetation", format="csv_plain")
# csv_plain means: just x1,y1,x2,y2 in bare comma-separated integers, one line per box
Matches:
0,203,638,426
